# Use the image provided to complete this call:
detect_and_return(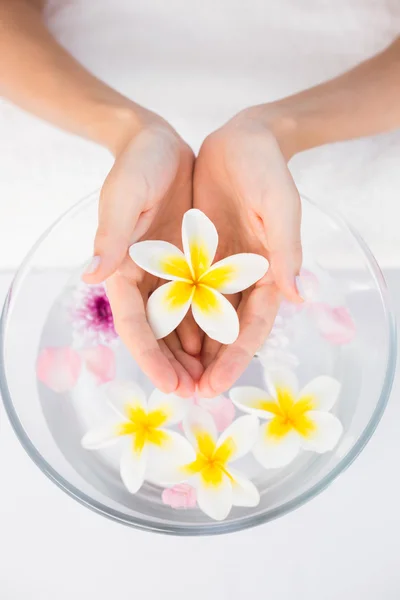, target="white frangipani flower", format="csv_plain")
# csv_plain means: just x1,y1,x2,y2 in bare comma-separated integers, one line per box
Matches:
175,407,260,521
230,368,343,469
81,382,195,493
129,209,269,344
